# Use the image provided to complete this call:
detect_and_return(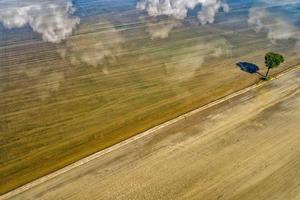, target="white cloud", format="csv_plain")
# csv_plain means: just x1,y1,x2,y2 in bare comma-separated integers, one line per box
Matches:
137,0,229,25
198,0,229,25
0,0,80,43
248,7,300,44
